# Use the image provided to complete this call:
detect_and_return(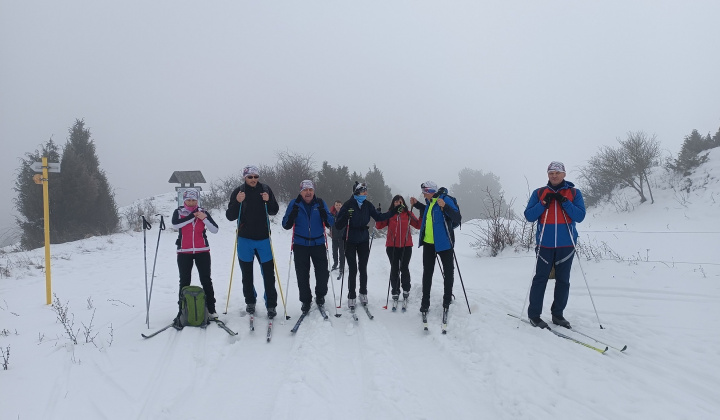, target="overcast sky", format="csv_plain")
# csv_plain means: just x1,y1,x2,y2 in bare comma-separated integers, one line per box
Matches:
2,1,719,237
